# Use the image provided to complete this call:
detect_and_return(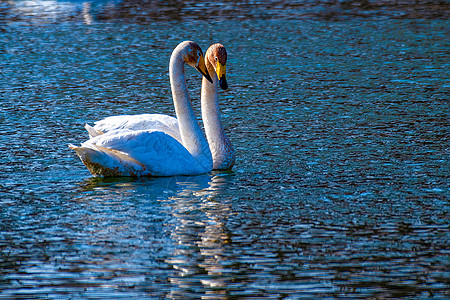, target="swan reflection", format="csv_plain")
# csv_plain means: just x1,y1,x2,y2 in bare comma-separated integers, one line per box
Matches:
74,173,232,298
163,174,232,298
